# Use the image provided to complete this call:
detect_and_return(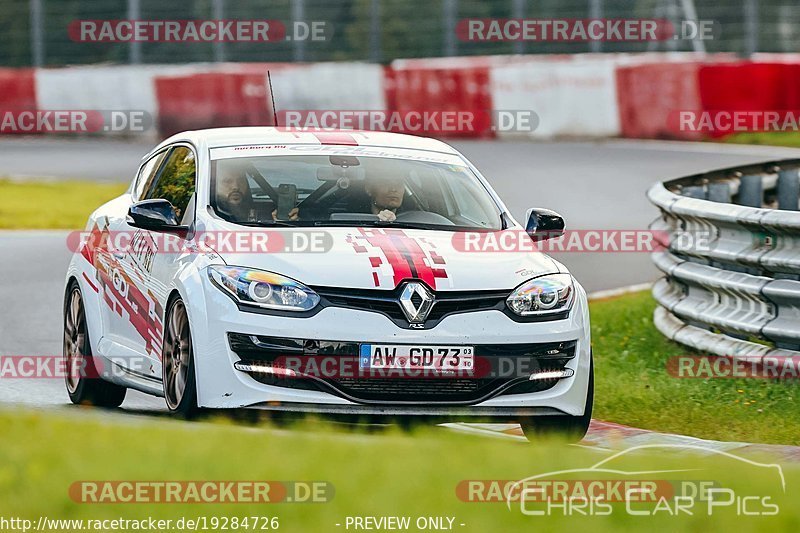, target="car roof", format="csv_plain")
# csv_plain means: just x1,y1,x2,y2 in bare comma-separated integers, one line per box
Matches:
151,127,460,157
